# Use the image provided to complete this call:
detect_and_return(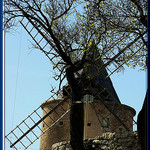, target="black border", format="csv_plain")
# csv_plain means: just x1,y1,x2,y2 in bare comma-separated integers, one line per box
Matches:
147,0,149,149
0,0,3,150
